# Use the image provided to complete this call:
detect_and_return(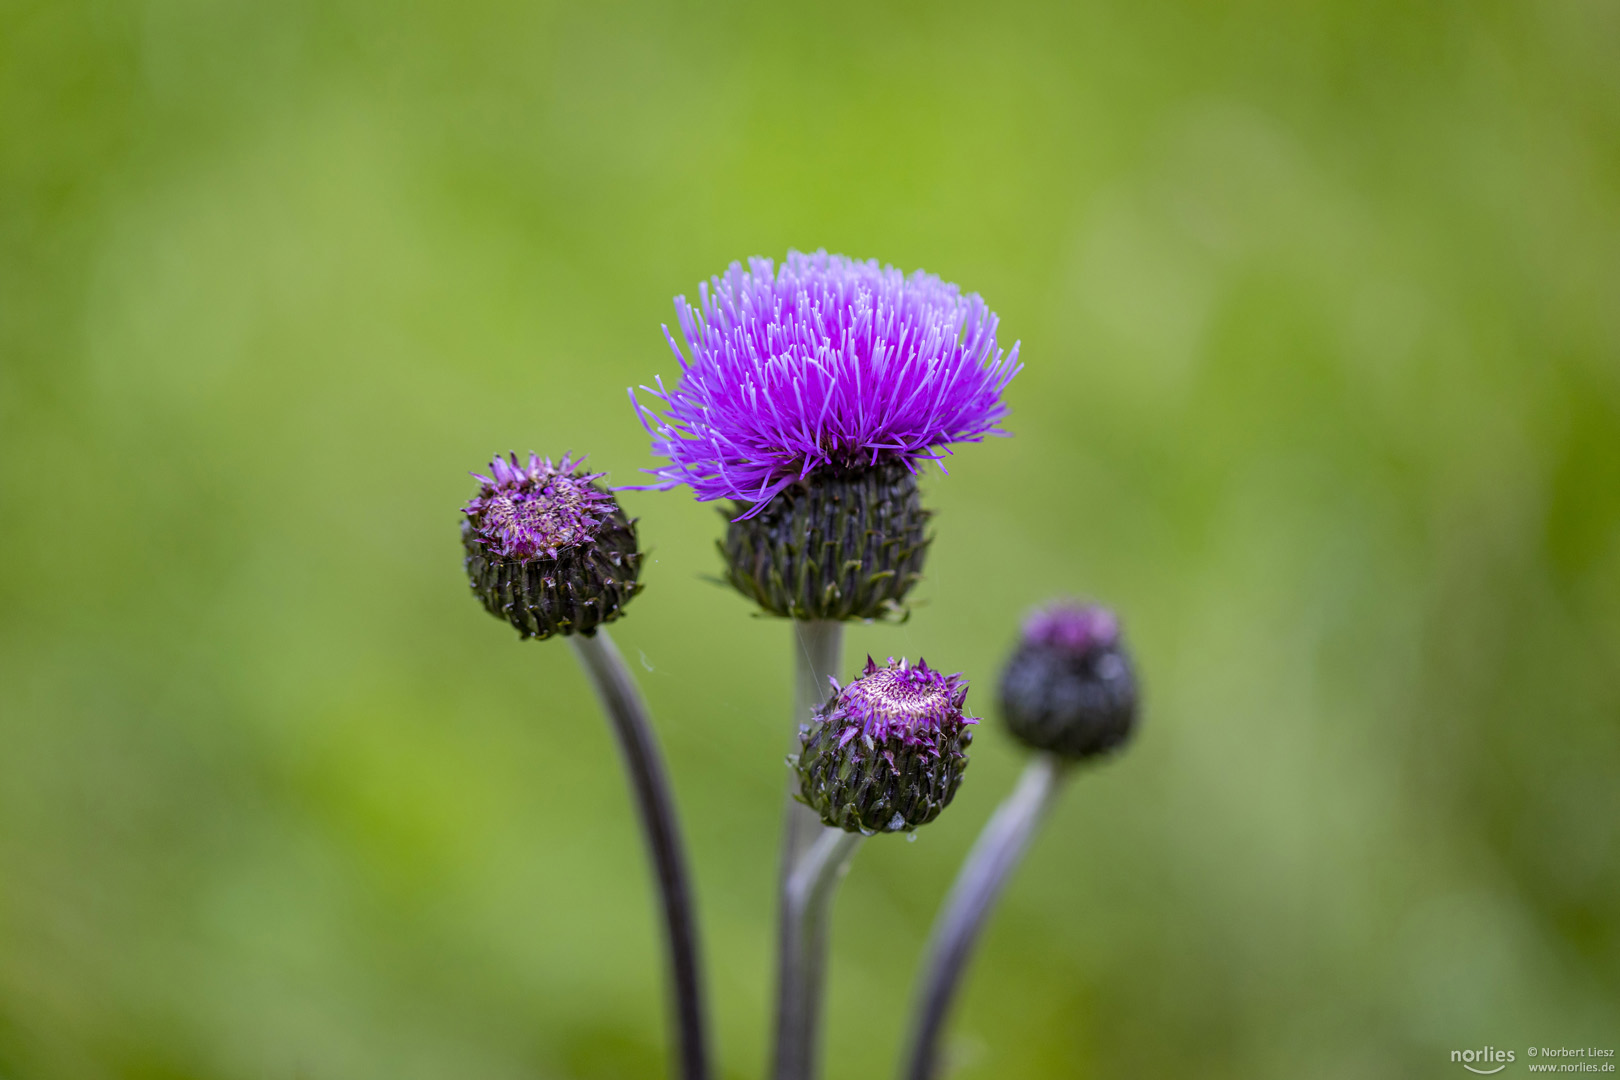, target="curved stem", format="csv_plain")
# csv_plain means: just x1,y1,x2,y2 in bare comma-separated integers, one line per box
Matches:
770,620,846,1080
569,630,711,1080
774,827,865,1080
900,754,1068,1080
